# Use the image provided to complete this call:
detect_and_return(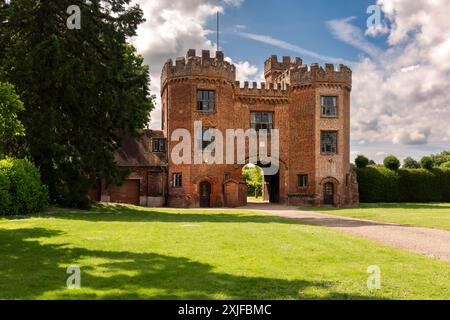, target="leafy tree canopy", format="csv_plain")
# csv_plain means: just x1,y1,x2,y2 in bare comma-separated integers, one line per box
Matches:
355,155,369,168
403,157,420,169
383,155,400,170
0,82,25,157
242,165,263,198
420,156,434,170
431,150,450,167
0,0,154,208
440,162,450,169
